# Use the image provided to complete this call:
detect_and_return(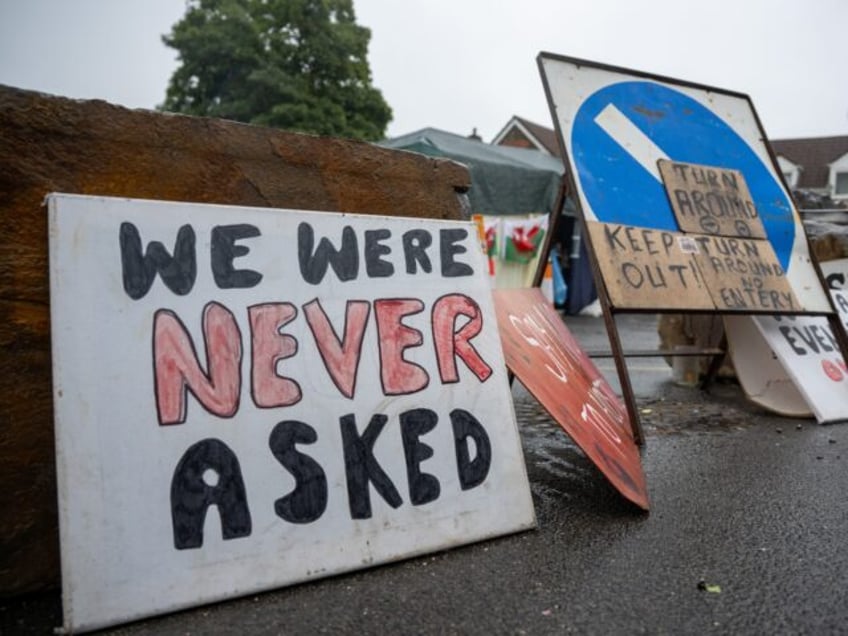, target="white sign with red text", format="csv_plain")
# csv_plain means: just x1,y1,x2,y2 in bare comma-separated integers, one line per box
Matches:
751,290,848,423
48,194,535,633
